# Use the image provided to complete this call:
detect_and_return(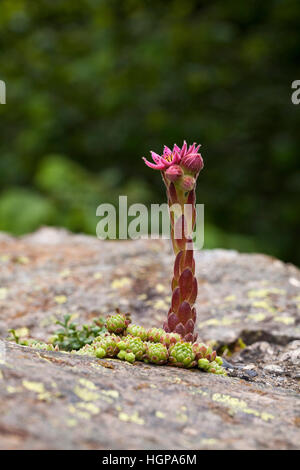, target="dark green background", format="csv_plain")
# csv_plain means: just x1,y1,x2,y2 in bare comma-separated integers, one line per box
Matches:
0,0,299,264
